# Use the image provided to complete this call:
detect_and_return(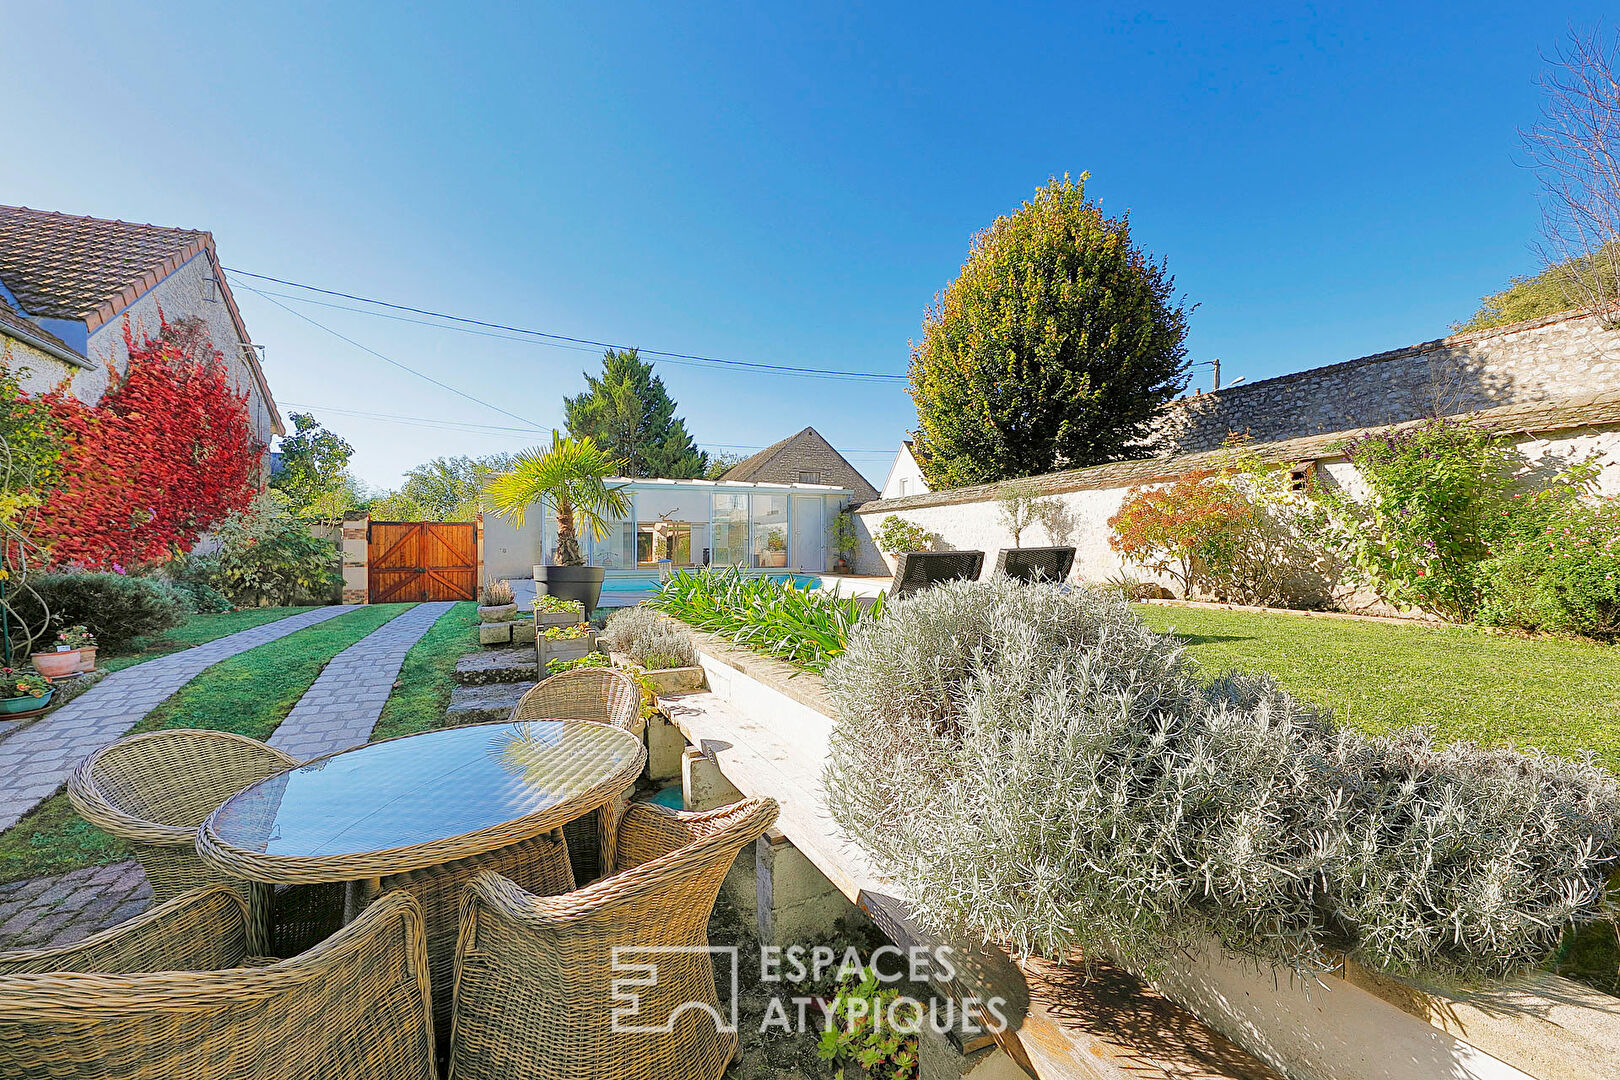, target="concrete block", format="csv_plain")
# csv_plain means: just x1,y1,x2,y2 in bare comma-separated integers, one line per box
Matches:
754,826,862,947
917,1026,1026,1080
646,713,686,784
510,621,538,645
681,747,743,811
479,622,513,646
